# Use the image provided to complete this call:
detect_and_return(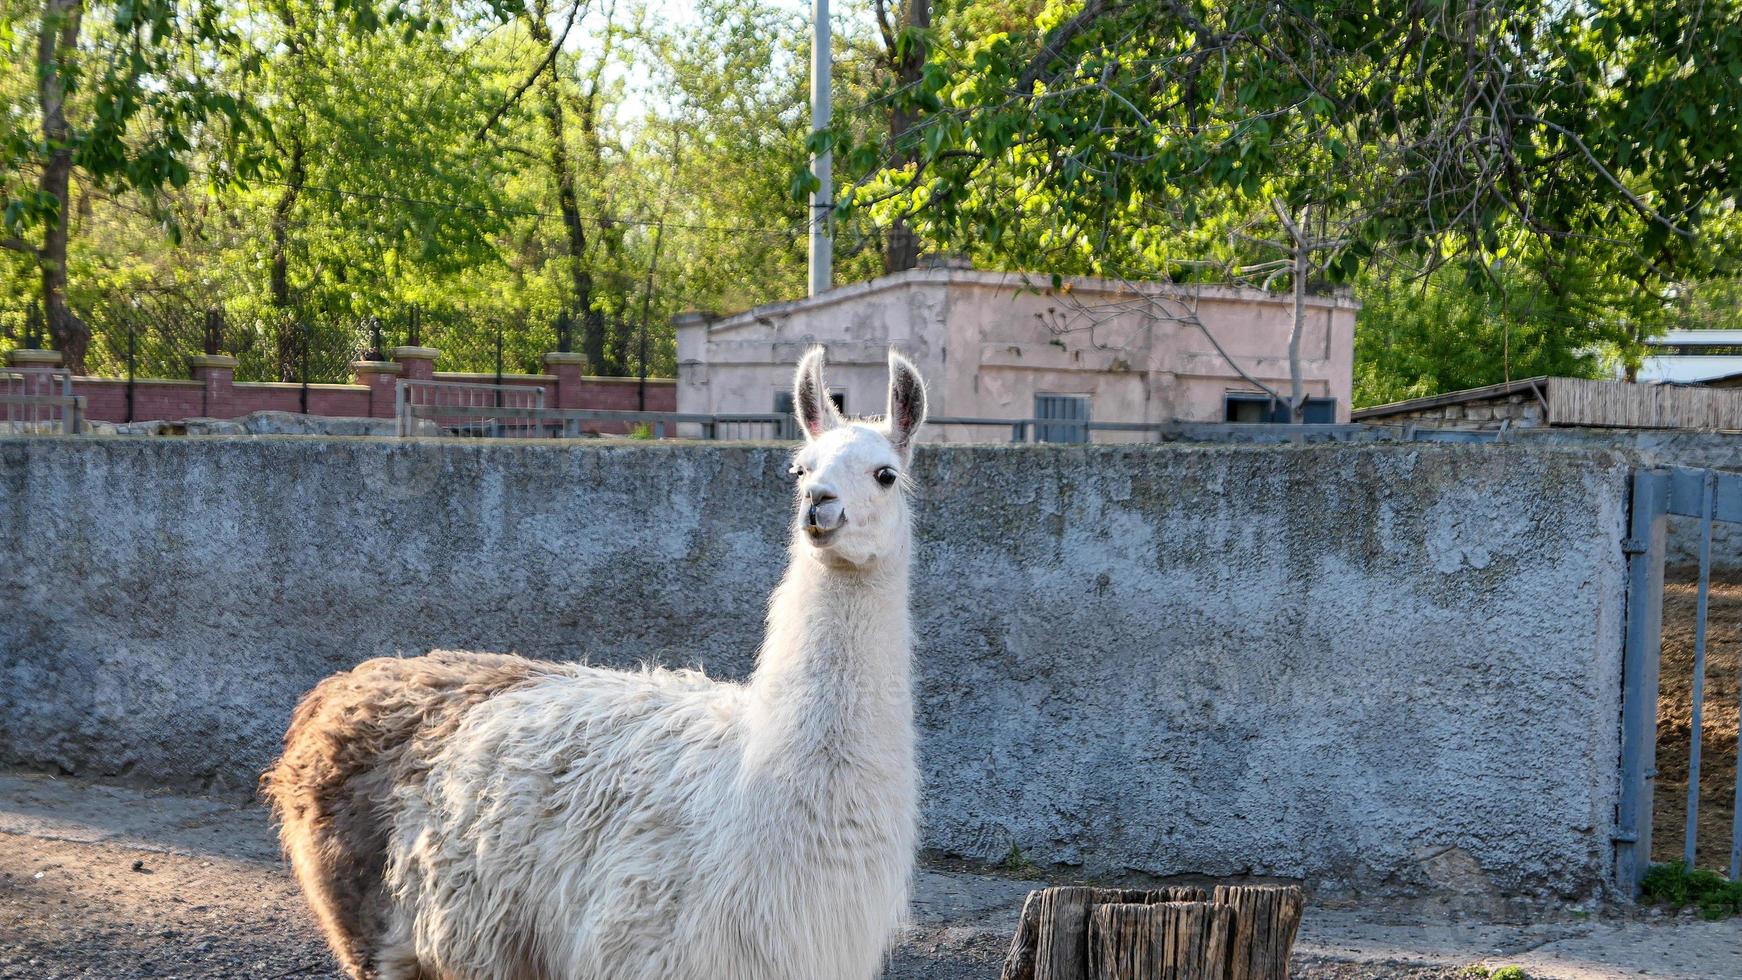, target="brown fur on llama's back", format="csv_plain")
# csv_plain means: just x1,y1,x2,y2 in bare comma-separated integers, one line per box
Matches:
261,650,576,979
